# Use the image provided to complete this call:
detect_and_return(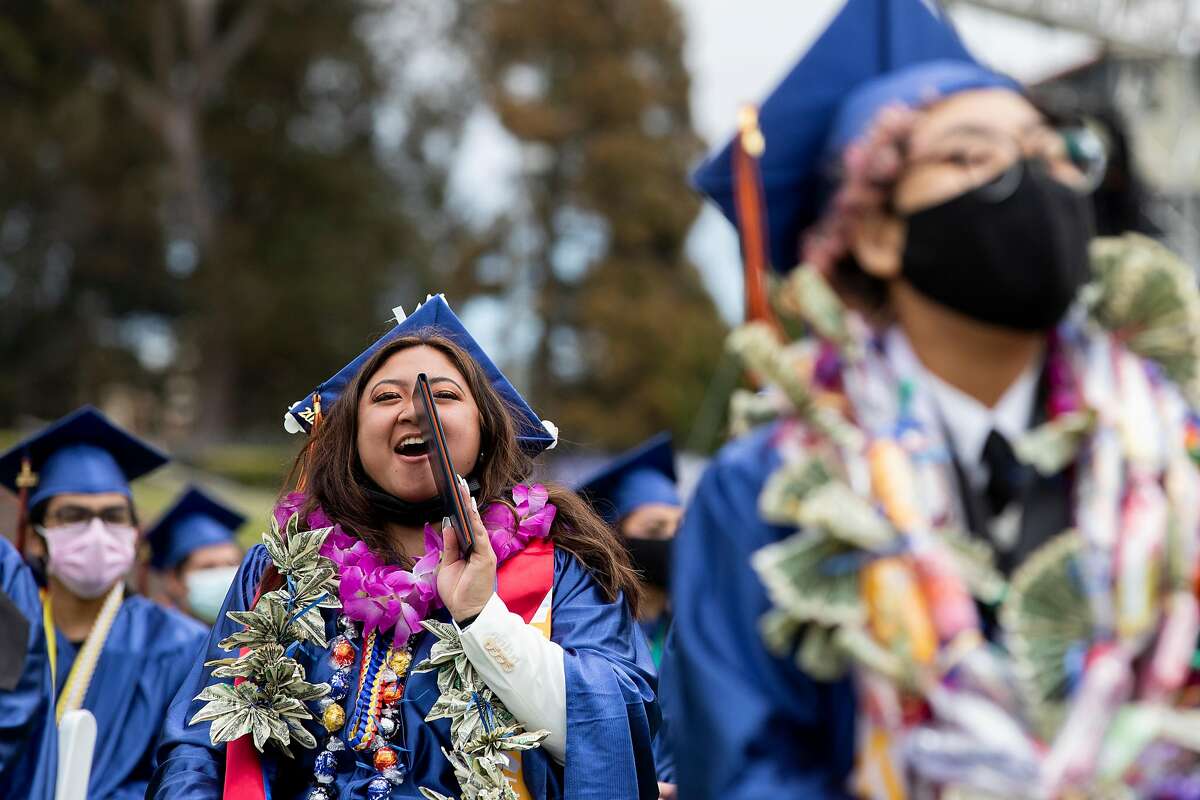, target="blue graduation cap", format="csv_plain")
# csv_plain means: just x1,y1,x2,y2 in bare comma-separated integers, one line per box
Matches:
577,433,680,525
145,487,246,571
692,0,1019,272
0,406,168,510
284,295,557,456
